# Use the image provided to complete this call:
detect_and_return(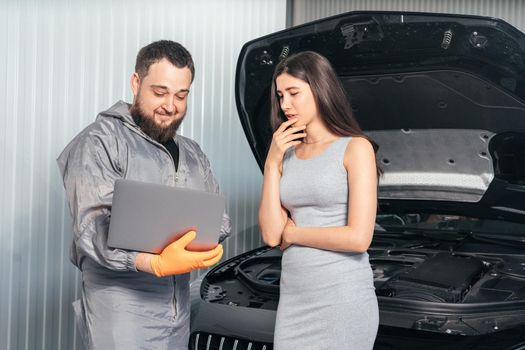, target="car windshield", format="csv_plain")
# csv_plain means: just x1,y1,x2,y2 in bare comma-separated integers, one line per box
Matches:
376,213,525,237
